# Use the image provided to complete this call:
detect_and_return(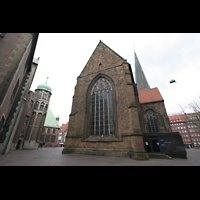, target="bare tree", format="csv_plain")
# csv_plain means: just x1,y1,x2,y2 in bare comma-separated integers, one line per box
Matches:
180,96,200,147
180,96,200,128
